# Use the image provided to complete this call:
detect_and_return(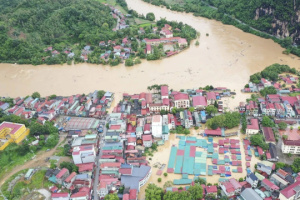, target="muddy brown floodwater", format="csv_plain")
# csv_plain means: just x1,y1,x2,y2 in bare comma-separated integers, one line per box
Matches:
0,0,299,198
0,0,300,99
